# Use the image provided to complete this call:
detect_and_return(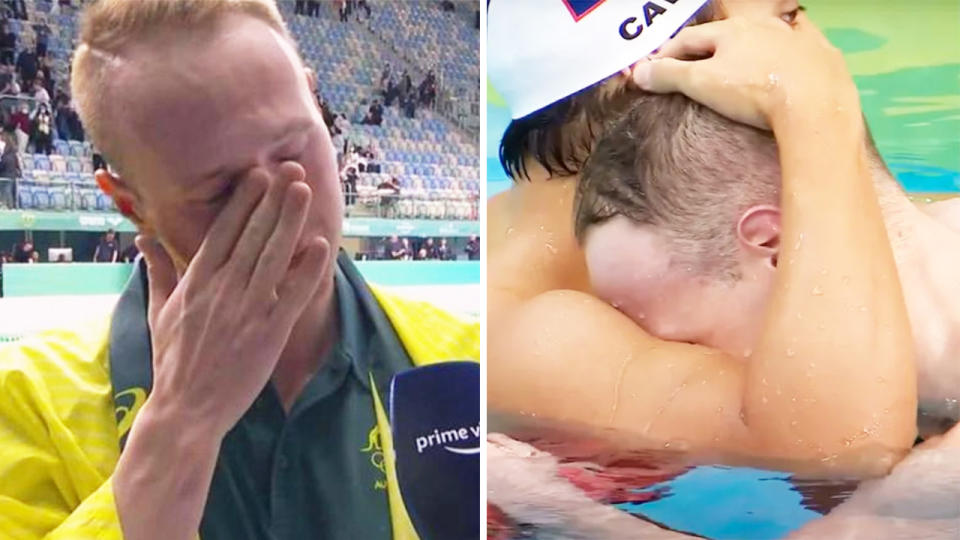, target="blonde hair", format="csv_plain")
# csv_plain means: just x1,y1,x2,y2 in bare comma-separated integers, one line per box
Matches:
70,0,294,172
